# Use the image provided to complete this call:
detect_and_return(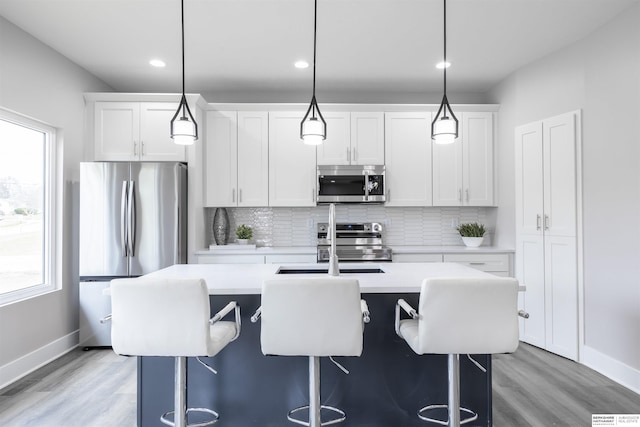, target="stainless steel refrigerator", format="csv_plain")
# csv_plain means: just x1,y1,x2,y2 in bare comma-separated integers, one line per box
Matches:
79,162,187,347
